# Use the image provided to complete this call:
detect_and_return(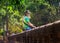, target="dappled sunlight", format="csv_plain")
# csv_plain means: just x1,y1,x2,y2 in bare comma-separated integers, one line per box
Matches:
0,0,60,43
